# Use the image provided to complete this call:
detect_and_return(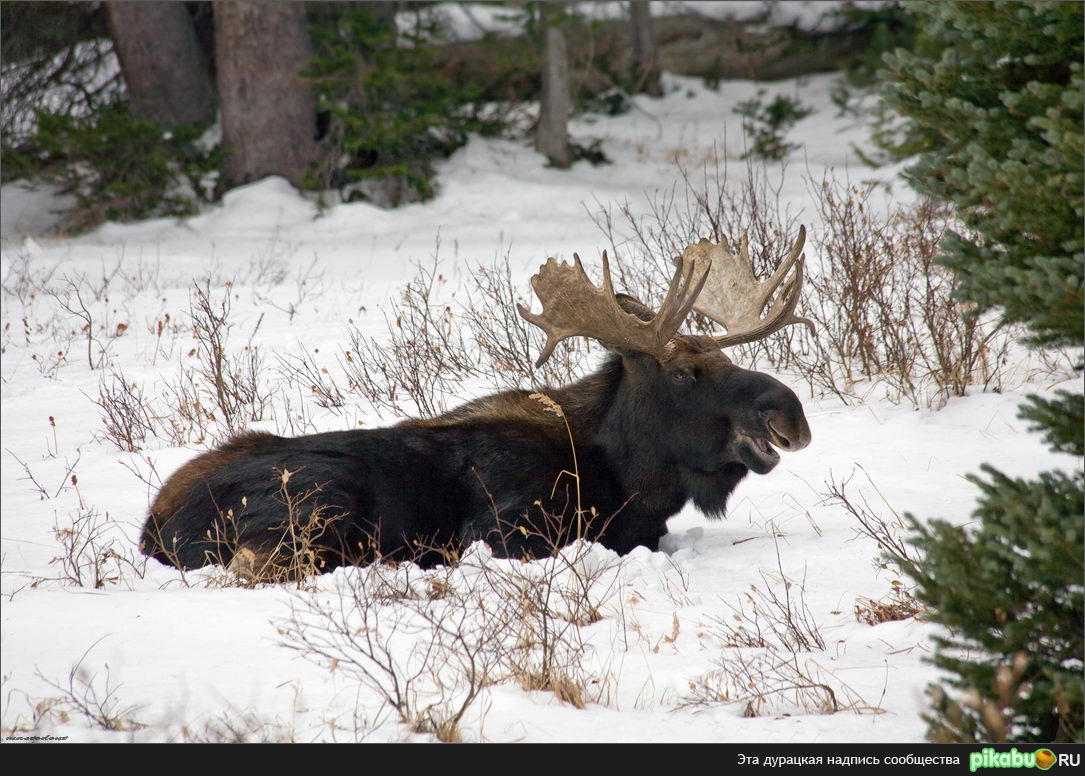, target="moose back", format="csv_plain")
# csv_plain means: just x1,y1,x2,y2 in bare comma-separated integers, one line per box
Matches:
141,229,813,580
